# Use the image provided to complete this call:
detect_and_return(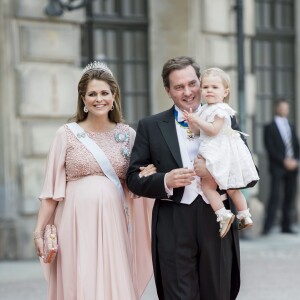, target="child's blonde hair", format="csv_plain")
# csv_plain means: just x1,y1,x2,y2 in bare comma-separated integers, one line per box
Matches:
200,67,231,103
